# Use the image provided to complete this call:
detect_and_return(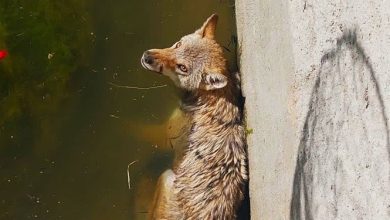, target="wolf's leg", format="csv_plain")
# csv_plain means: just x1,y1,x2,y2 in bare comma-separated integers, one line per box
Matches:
149,169,176,220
